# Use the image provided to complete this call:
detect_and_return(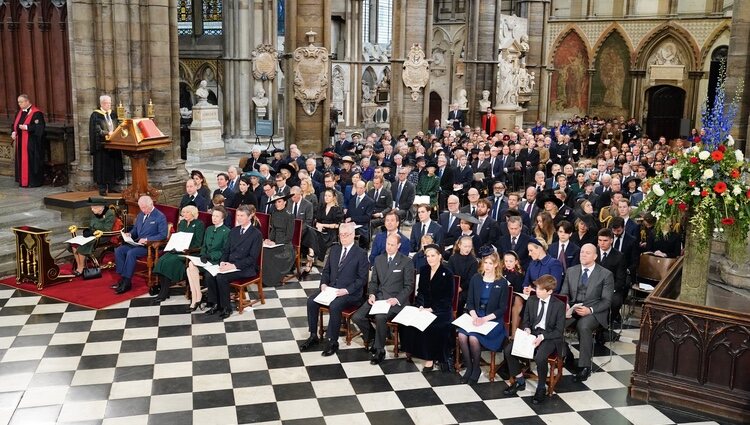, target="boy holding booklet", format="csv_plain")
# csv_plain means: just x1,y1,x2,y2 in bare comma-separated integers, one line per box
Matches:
502,274,566,405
